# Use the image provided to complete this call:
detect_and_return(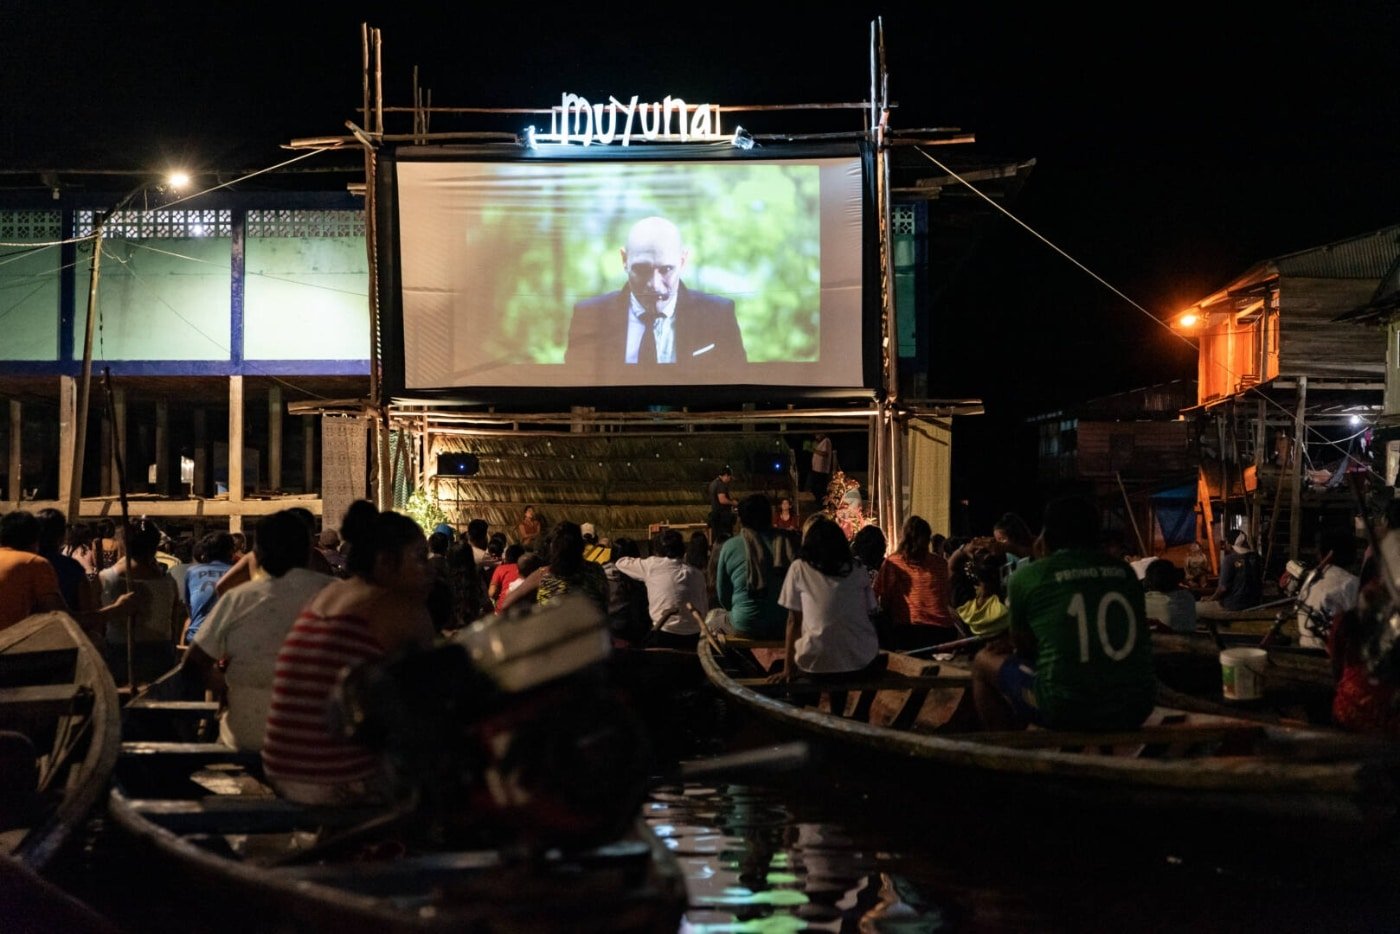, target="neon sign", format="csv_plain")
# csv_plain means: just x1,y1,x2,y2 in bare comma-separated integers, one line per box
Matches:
529,94,725,146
